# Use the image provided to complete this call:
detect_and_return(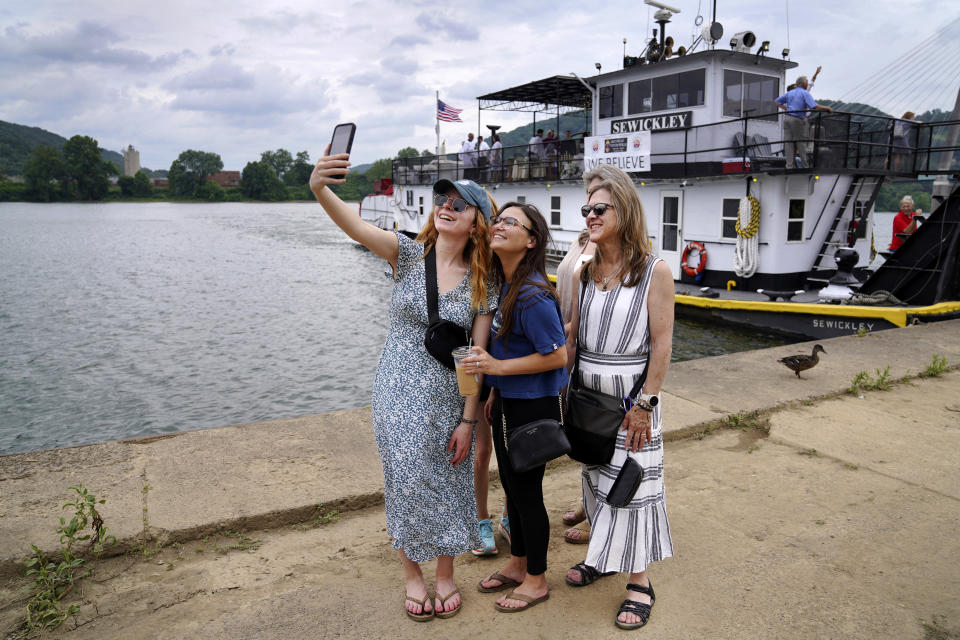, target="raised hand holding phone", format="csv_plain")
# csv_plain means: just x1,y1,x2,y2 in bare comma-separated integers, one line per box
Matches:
310,123,356,191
